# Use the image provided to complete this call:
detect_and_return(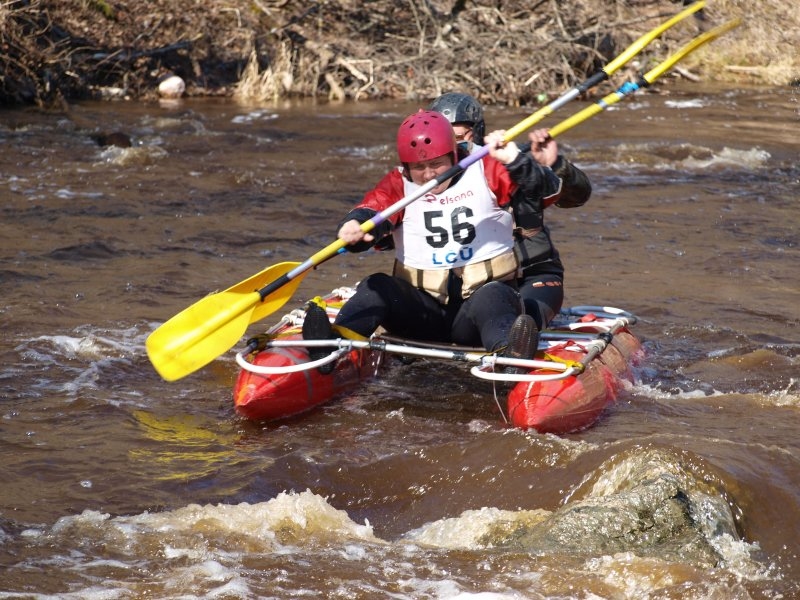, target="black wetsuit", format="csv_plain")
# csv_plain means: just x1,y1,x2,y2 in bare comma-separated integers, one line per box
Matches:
511,145,592,329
